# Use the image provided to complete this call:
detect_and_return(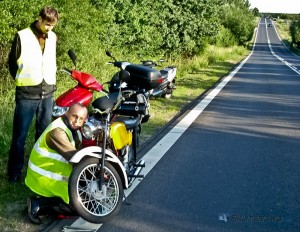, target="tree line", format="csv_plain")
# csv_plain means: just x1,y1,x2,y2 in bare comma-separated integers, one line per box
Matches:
0,0,256,61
